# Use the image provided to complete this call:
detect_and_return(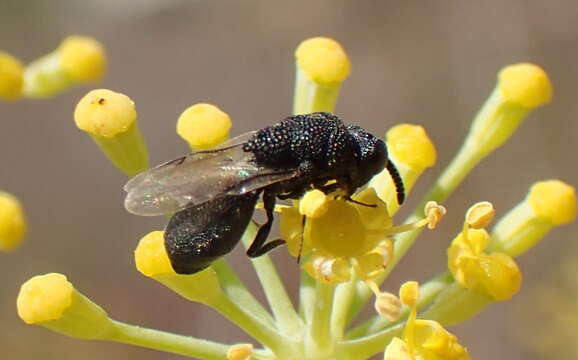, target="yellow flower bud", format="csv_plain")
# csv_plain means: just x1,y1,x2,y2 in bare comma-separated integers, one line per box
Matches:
134,231,175,277
134,231,224,305
74,89,148,176
498,63,552,108
528,180,577,225
295,37,351,85
0,191,26,251
23,35,106,98
490,180,577,257
177,103,232,150
299,189,329,218
17,273,73,324
465,201,495,229
59,36,106,83
0,51,24,100
75,89,136,138
17,273,112,339
387,124,437,169
370,124,436,215
227,343,253,360
293,37,350,114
